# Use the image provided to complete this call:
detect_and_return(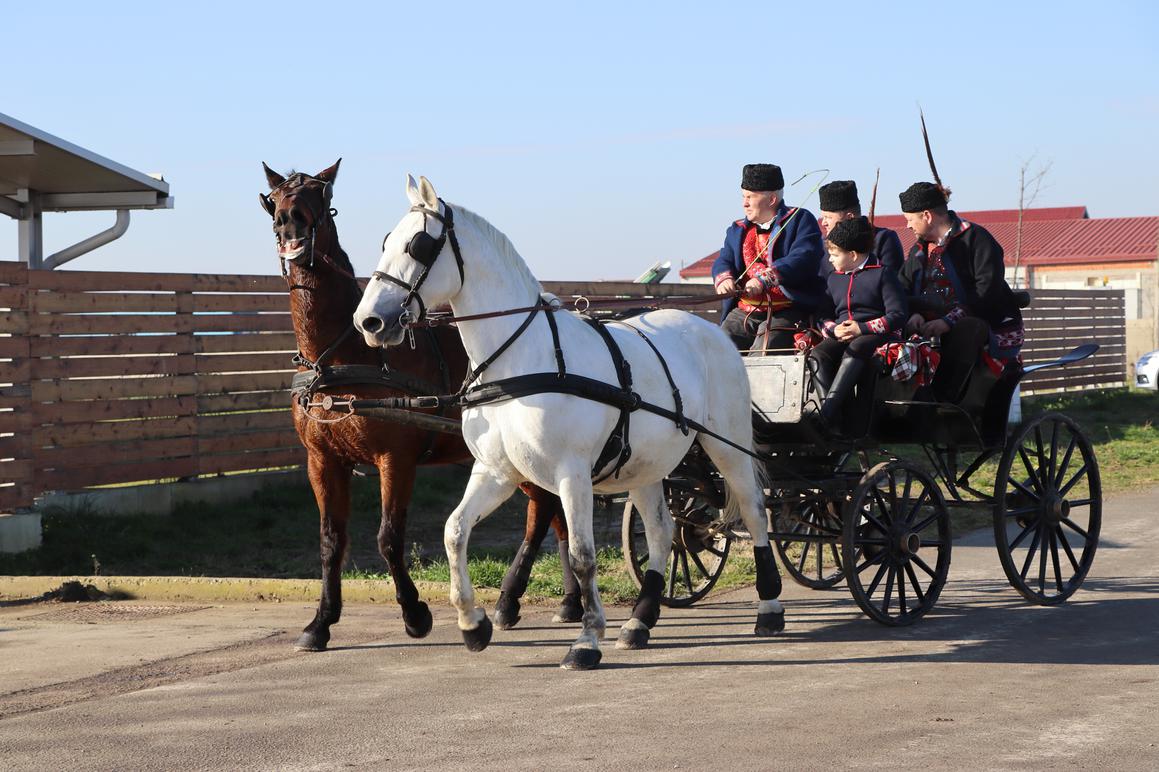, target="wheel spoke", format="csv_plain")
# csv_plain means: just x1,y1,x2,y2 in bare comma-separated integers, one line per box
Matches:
904,563,926,604
679,550,695,594
901,470,914,512
796,540,812,574
1055,525,1081,572
912,553,938,579
828,542,843,572
1009,520,1036,550
1010,477,1041,502
881,567,895,616
1059,464,1088,497
1018,447,1044,494
856,549,887,574
1062,517,1091,542
1050,528,1064,593
1004,505,1040,518
667,550,679,597
897,563,907,615
704,542,727,558
859,509,891,537
1019,525,1043,580
1053,434,1078,488
1038,521,1049,593
1048,421,1060,486
865,560,889,597
905,487,932,524
871,490,894,527
1066,498,1094,508
688,548,711,578
814,532,823,577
